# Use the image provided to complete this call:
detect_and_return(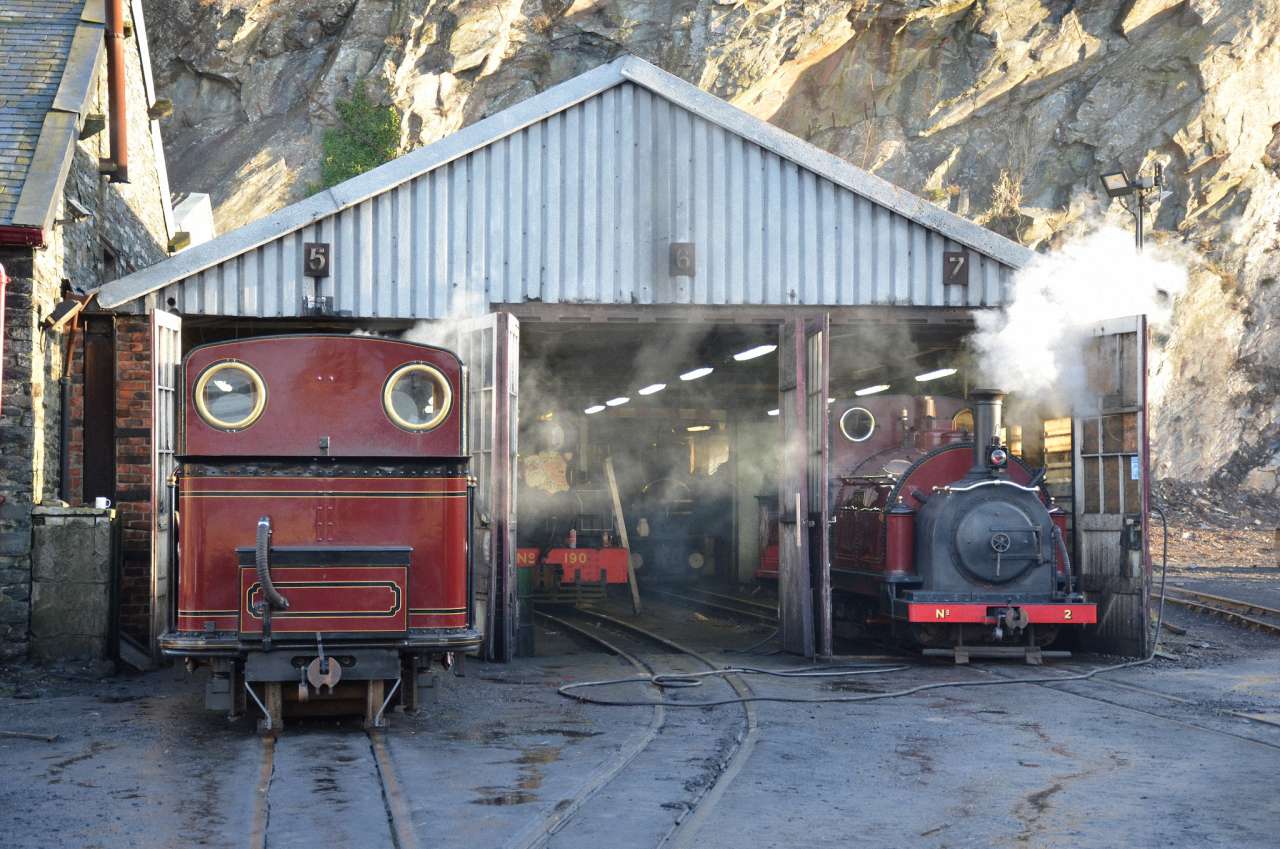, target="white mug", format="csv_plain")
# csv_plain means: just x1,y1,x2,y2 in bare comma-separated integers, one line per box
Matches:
94,496,112,509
